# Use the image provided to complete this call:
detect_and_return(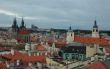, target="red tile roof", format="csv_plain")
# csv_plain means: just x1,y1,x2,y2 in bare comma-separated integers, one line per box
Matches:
55,42,66,48
36,44,47,51
46,38,67,48
18,30,29,35
2,51,46,63
74,36,109,46
25,66,32,69
84,62,107,69
0,62,6,69
47,42,66,48
105,48,110,54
